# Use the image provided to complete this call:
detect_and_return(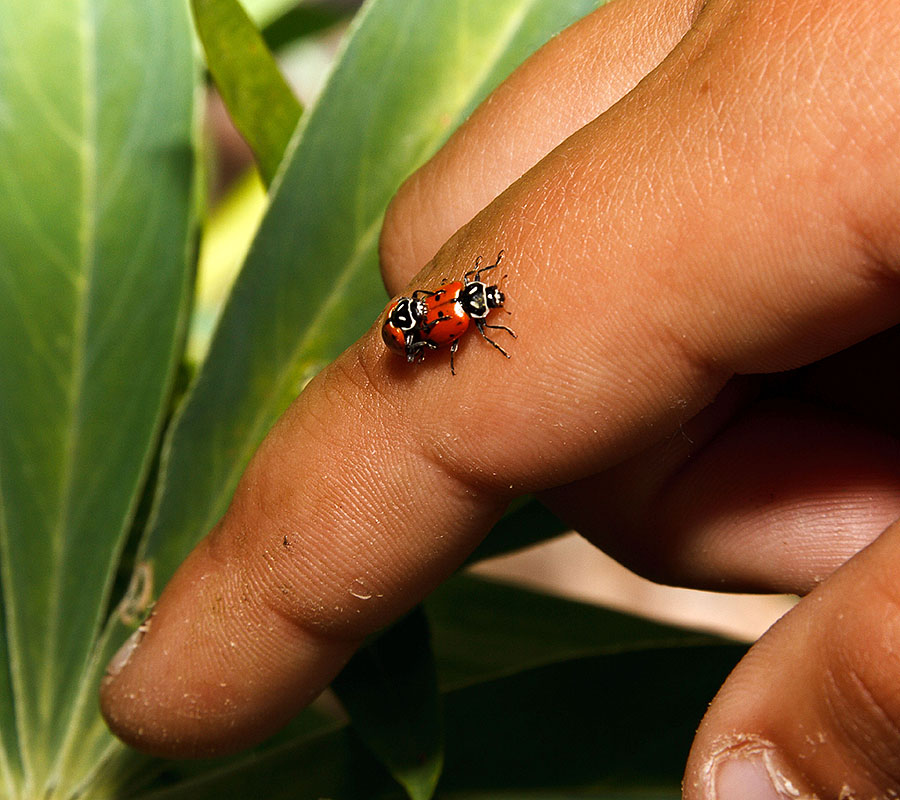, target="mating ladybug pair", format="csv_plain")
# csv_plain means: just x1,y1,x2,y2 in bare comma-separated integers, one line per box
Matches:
381,251,516,375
